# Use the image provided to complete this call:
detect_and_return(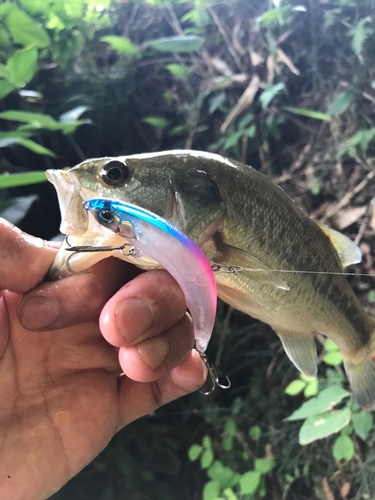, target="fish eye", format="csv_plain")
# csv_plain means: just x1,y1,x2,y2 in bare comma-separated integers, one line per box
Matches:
99,209,114,224
100,160,129,187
